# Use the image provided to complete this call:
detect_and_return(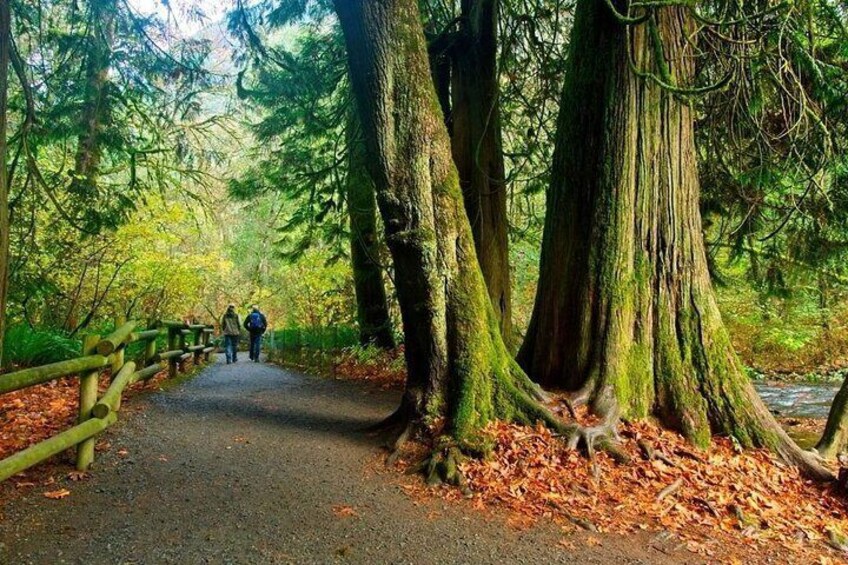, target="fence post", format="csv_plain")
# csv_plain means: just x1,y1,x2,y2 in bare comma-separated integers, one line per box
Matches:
109,319,128,411
203,326,212,362
109,317,125,383
193,328,203,365
144,334,157,366
76,334,100,471
178,330,188,373
168,328,178,378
